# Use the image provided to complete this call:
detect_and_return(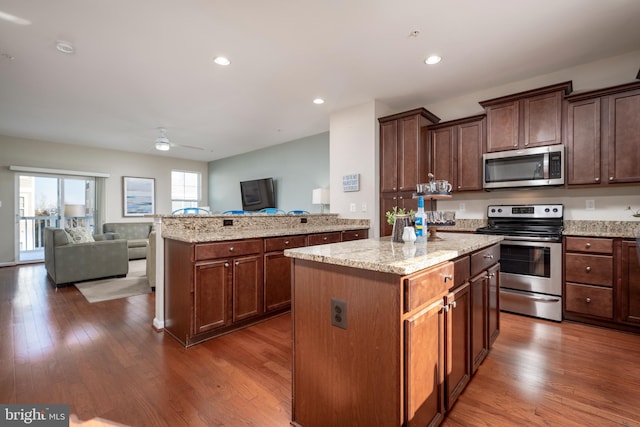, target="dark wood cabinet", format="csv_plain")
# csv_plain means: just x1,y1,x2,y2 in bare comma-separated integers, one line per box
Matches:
405,298,446,427
487,263,500,348
565,82,640,186
379,108,439,235
427,115,485,192
469,271,488,373
231,254,263,322
263,234,307,313
445,281,471,410
480,81,571,152
194,260,230,334
619,240,640,326
564,236,614,321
